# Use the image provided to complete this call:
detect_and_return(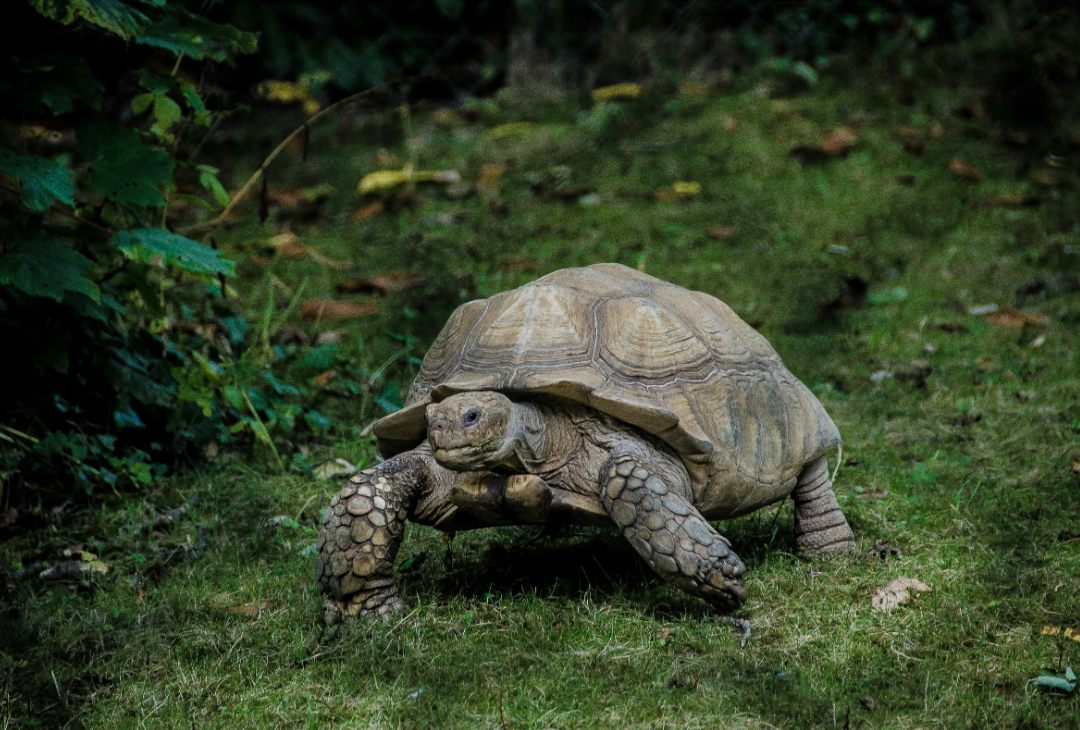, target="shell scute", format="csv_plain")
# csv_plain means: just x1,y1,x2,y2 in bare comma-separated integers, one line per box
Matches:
374,264,839,492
